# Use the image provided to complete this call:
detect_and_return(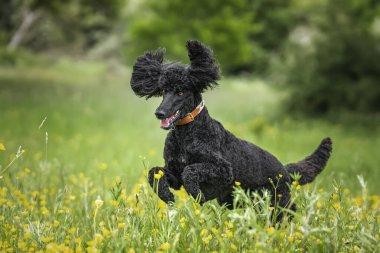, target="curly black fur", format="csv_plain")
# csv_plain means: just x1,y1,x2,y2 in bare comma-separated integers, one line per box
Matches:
131,48,165,98
131,40,220,99
187,40,220,92
130,40,333,217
